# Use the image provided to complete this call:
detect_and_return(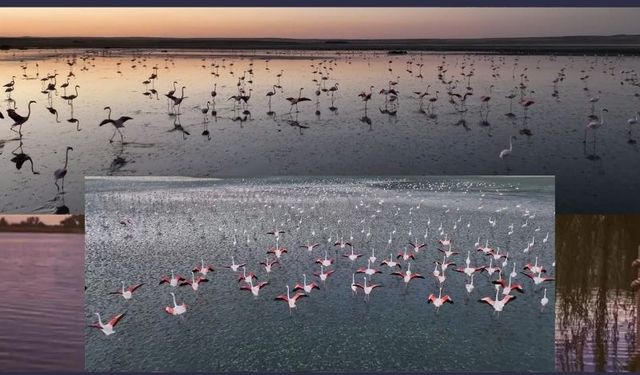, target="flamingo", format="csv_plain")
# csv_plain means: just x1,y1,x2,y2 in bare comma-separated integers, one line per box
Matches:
540,288,549,311
438,234,451,247
274,285,307,313
159,270,185,287
354,276,382,301
356,259,382,276
260,257,279,273
427,287,453,310
315,250,333,267
368,248,377,264
334,239,352,248
583,108,608,143
99,112,133,143
499,136,516,159
381,252,402,268
408,240,426,253
485,258,500,276
7,100,36,127
493,274,524,295
478,288,516,313
294,274,319,294
286,88,311,112
465,274,475,294
397,248,415,261
523,257,547,274
240,278,269,297
224,256,245,272
300,242,320,252
109,282,143,300
314,265,335,282
391,262,424,285
180,271,209,291
438,243,459,258
477,239,493,254
343,247,363,261
351,273,358,295
165,292,187,315
521,271,555,285
54,146,73,191
237,267,258,284
89,312,125,336
267,246,288,259
192,258,214,276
